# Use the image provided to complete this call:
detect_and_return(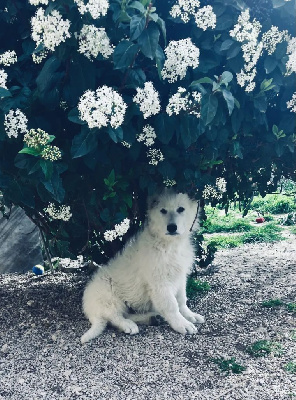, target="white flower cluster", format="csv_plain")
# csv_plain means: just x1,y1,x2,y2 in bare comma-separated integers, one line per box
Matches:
104,218,130,242
0,69,8,89
31,8,71,51
0,50,17,67
147,148,164,165
78,86,127,129
202,177,227,200
74,0,109,19
262,26,289,55
194,6,216,31
44,203,72,221
286,37,296,74
161,38,200,83
133,82,161,119
32,49,49,64
121,141,131,148
166,87,201,117
287,92,296,113
4,109,28,138
163,179,177,187
41,145,62,161
170,1,216,30
137,125,156,147
230,10,262,92
78,25,113,61
29,0,54,5
57,255,84,269
24,128,50,148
